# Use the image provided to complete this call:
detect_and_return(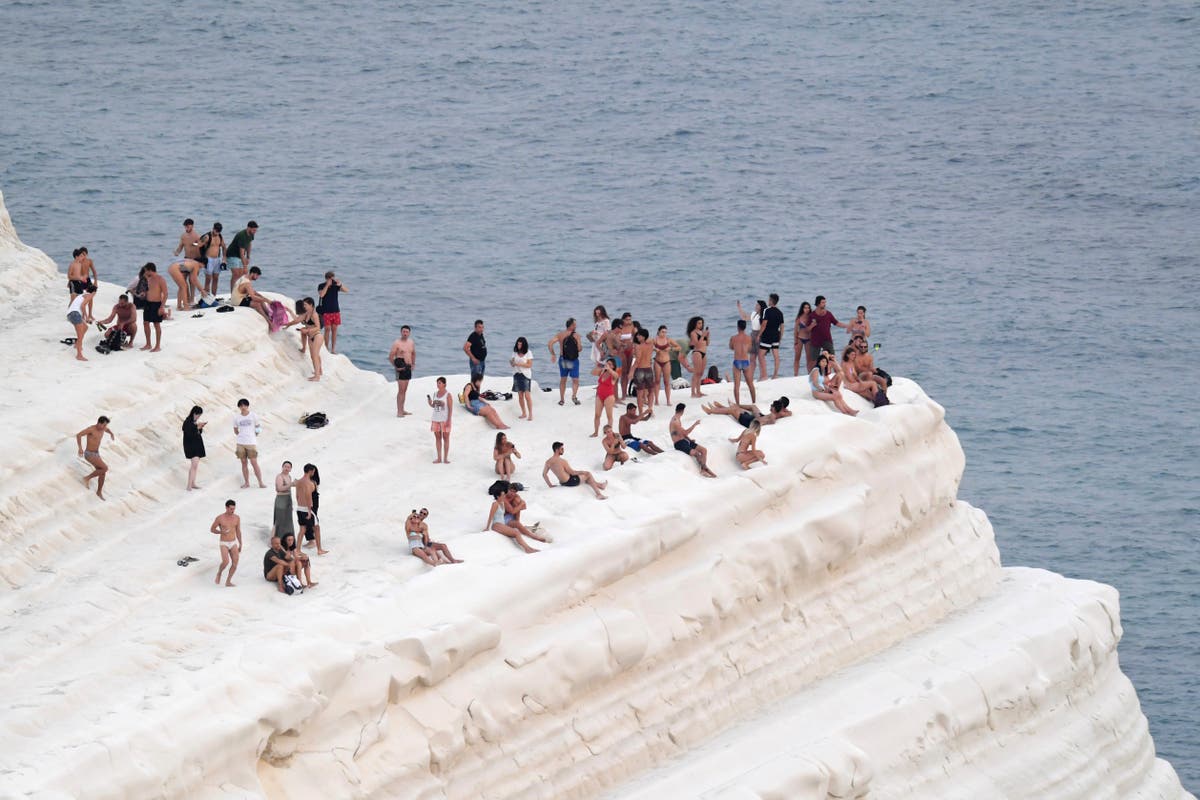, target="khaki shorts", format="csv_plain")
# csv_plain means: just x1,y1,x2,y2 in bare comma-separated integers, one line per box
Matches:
235,444,258,460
